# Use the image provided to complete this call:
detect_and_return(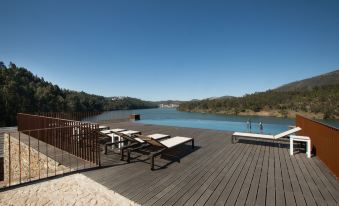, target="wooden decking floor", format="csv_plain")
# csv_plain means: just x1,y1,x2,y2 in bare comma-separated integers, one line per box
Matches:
82,122,339,206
